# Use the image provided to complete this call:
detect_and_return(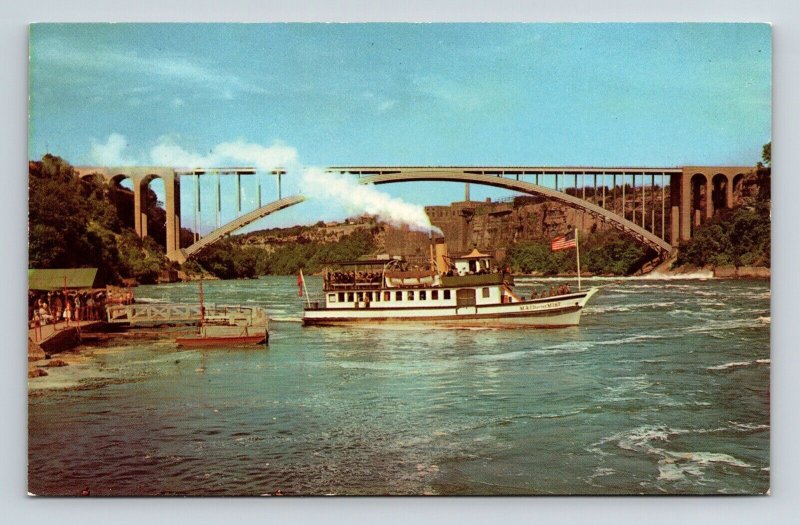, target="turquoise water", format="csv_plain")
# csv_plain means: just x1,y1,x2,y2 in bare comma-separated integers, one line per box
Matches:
28,276,770,495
